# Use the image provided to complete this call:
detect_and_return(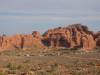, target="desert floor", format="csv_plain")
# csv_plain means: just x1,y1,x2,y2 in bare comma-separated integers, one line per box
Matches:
0,48,100,75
